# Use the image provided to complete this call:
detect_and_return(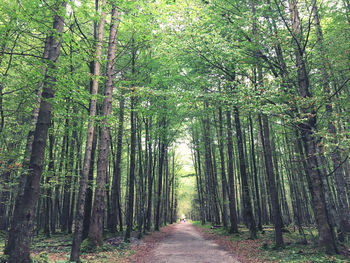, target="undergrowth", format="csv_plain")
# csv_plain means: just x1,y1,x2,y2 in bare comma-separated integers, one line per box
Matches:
0,231,134,263
192,221,349,263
